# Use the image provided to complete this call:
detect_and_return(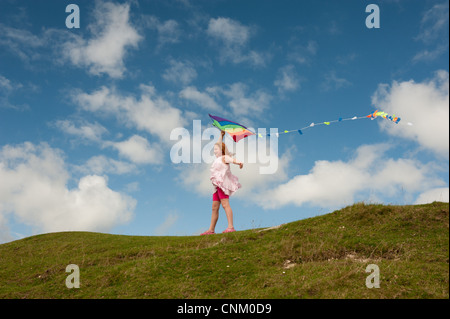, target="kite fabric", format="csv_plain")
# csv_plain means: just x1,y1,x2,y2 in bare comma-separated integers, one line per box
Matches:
209,114,256,142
